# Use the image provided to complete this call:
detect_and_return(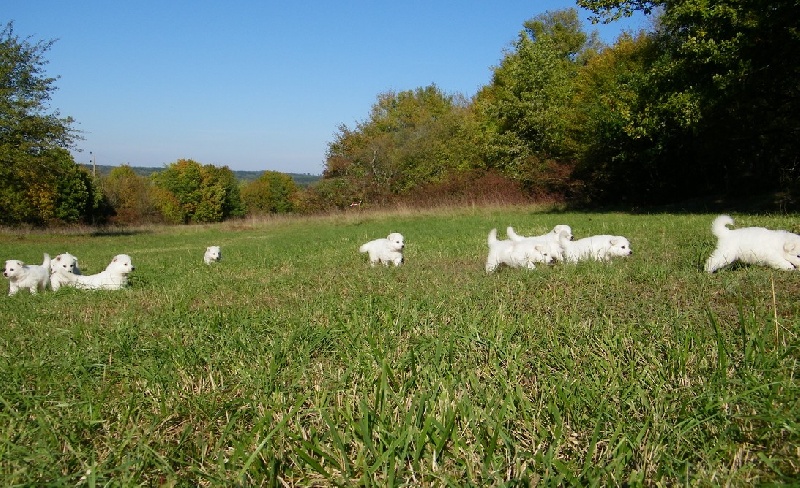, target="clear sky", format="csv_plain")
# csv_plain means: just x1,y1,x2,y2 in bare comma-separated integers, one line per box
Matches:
5,1,647,175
